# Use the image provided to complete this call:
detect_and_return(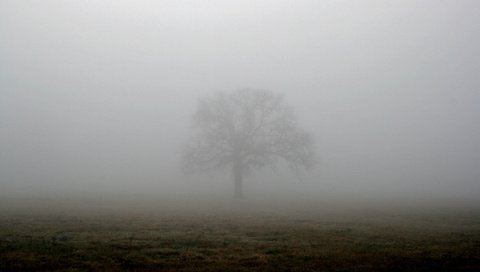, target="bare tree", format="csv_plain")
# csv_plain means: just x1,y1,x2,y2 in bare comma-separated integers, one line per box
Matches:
182,89,315,199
